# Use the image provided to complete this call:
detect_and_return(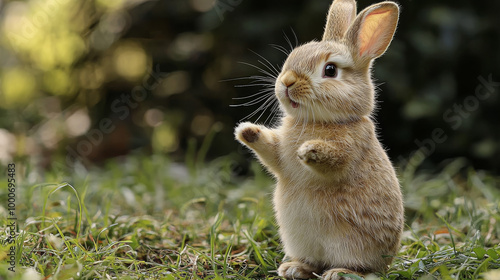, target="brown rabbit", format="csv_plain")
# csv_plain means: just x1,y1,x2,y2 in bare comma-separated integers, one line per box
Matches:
234,0,404,279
